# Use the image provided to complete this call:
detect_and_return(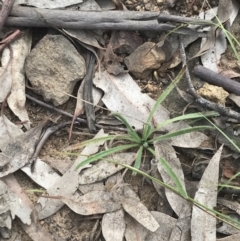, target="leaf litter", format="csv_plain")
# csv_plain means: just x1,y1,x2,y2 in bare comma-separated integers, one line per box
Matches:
1,0,240,240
